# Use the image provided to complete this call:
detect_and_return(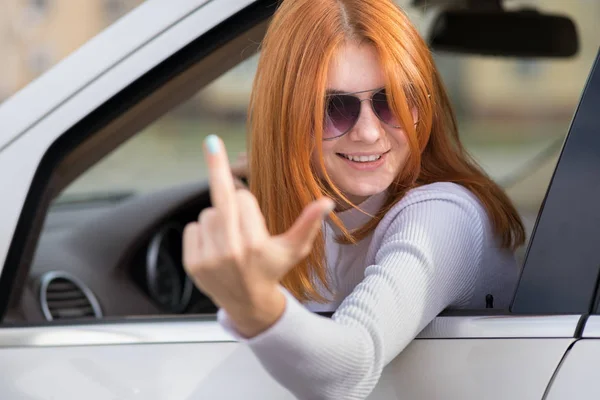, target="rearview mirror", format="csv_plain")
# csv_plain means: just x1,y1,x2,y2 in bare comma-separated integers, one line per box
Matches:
428,9,579,58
